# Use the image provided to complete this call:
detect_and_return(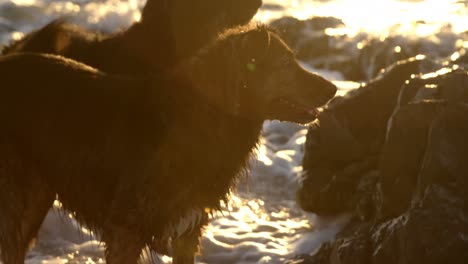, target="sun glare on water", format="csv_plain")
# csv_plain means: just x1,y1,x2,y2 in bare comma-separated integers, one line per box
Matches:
1,0,464,262
257,0,468,37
